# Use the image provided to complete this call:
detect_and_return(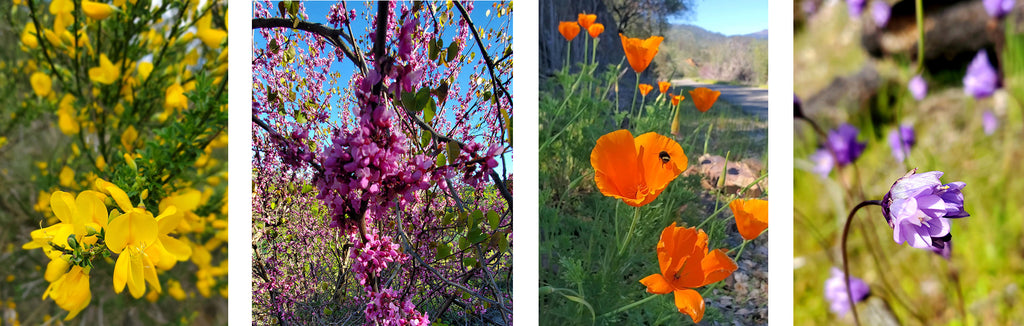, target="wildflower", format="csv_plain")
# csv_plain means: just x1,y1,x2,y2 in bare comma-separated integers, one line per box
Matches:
638,84,653,96
658,81,671,94
88,54,120,85
730,198,768,240
908,75,927,100
983,110,998,135
639,223,738,323
21,22,39,49
197,14,227,48
963,50,999,99
82,1,115,20
121,125,138,153
847,0,866,17
824,267,869,316
887,124,915,162
984,0,1015,18
42,265,91,320
590,130,687,207
881,169,967,250
872,0,891,27
577,14,596,30
558,22,580,41
587,23,604,38
137,61,153,80
620,34,663,73
689,87,720,112
670,94,684,106
96,179,171,298
165,84,188,111
30,72,52,97
810,124,865,177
